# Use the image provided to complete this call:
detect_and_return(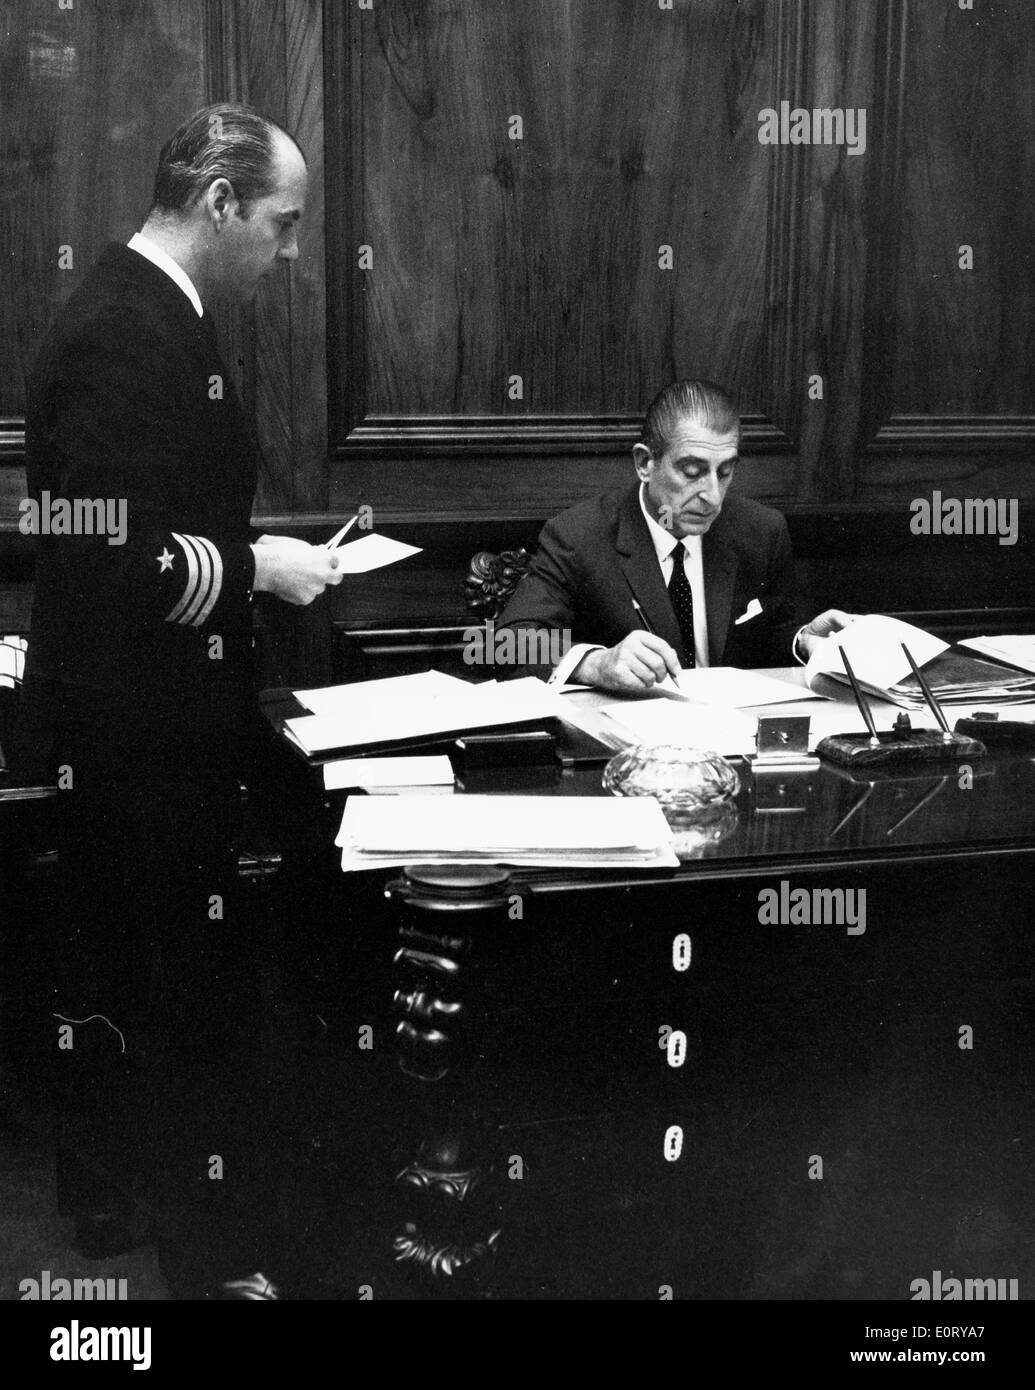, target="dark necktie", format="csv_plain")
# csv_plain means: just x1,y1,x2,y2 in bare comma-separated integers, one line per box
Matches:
667,542,696,667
